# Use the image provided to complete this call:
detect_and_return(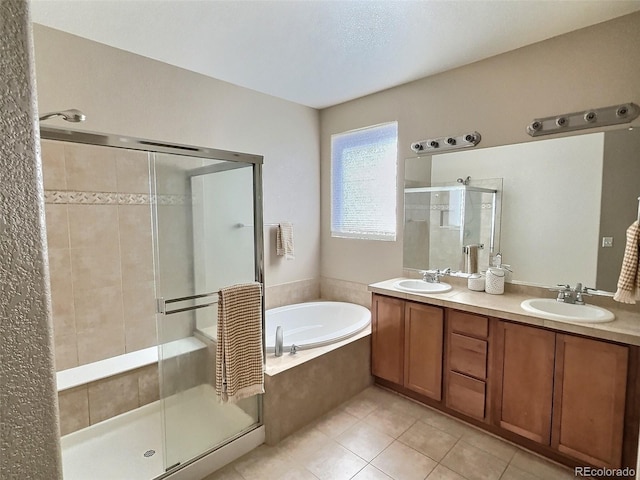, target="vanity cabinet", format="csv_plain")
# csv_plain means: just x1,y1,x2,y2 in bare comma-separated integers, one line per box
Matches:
494,321,629,469
370,289,640,475
371,294,443,400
